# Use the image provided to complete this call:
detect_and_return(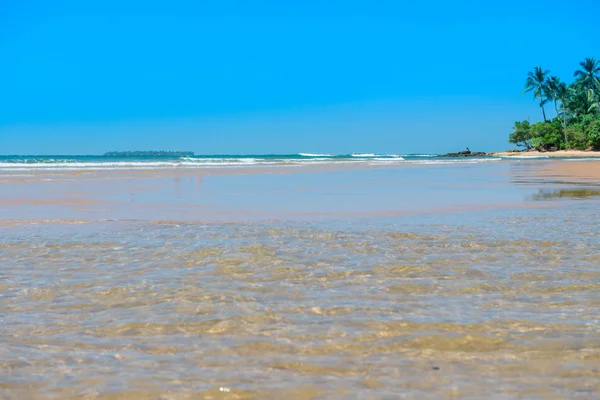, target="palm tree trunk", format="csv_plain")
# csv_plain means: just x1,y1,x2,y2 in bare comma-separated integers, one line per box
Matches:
541,102,547,122
562,103,568,147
